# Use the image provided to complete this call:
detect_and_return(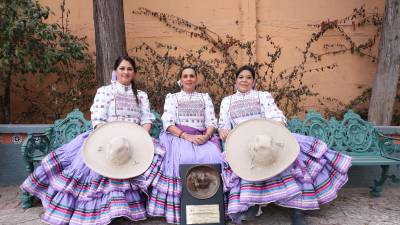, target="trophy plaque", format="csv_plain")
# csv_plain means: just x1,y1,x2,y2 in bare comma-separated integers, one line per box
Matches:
180,164,225,225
